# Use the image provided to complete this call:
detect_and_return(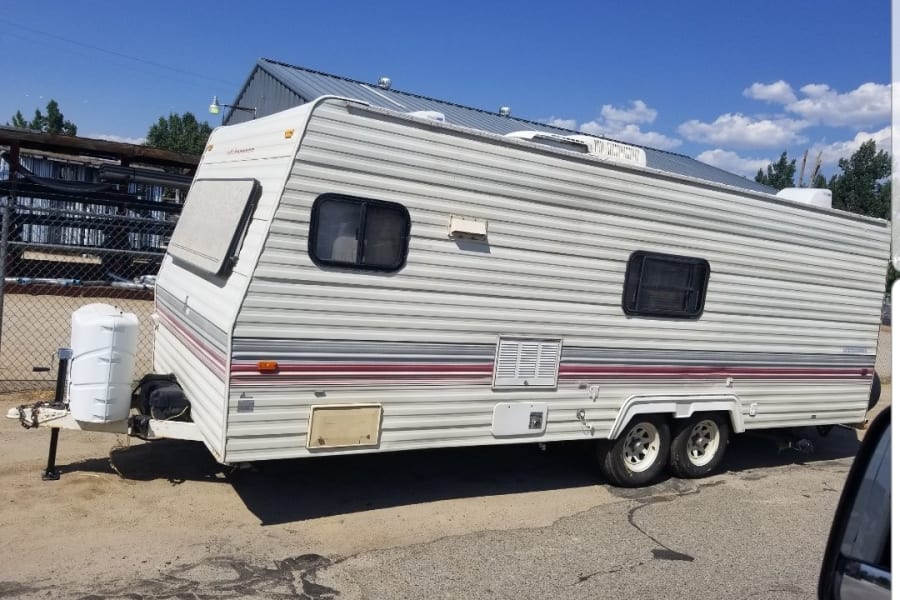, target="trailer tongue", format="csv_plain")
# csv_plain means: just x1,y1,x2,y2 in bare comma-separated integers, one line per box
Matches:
7,303,203,479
